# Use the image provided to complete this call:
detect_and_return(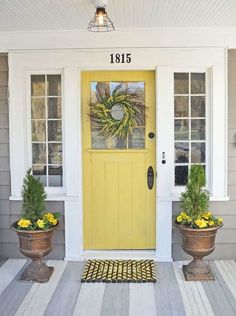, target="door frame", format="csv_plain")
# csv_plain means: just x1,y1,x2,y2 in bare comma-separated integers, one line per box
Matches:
69,67,173,262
